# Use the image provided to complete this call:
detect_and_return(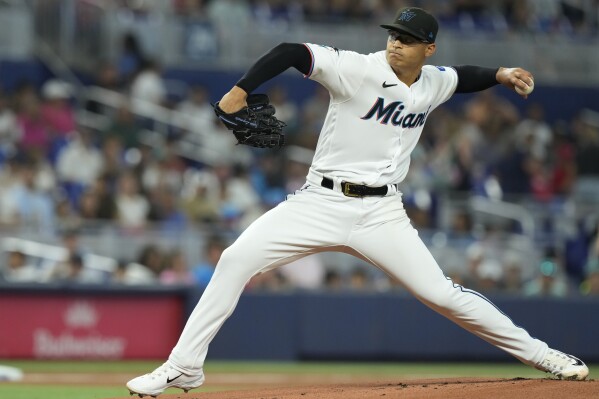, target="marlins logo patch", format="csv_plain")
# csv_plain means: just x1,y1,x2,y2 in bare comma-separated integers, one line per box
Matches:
398,10,417,22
